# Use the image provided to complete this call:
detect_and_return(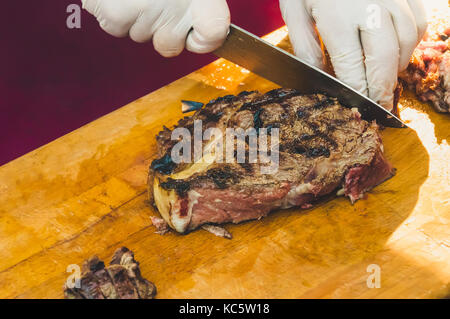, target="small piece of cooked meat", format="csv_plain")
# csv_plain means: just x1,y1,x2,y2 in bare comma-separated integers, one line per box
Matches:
63,247,156,299
399,10,450,113
149,89,395,234
150,216,170,235
201,224,233,239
